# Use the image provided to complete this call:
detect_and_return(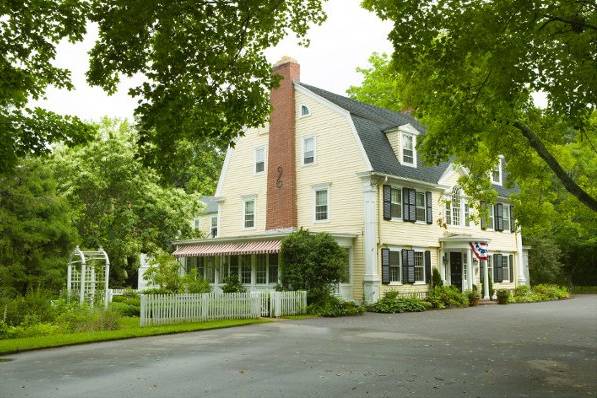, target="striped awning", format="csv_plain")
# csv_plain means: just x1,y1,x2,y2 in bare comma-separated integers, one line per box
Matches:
173,240,281,257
